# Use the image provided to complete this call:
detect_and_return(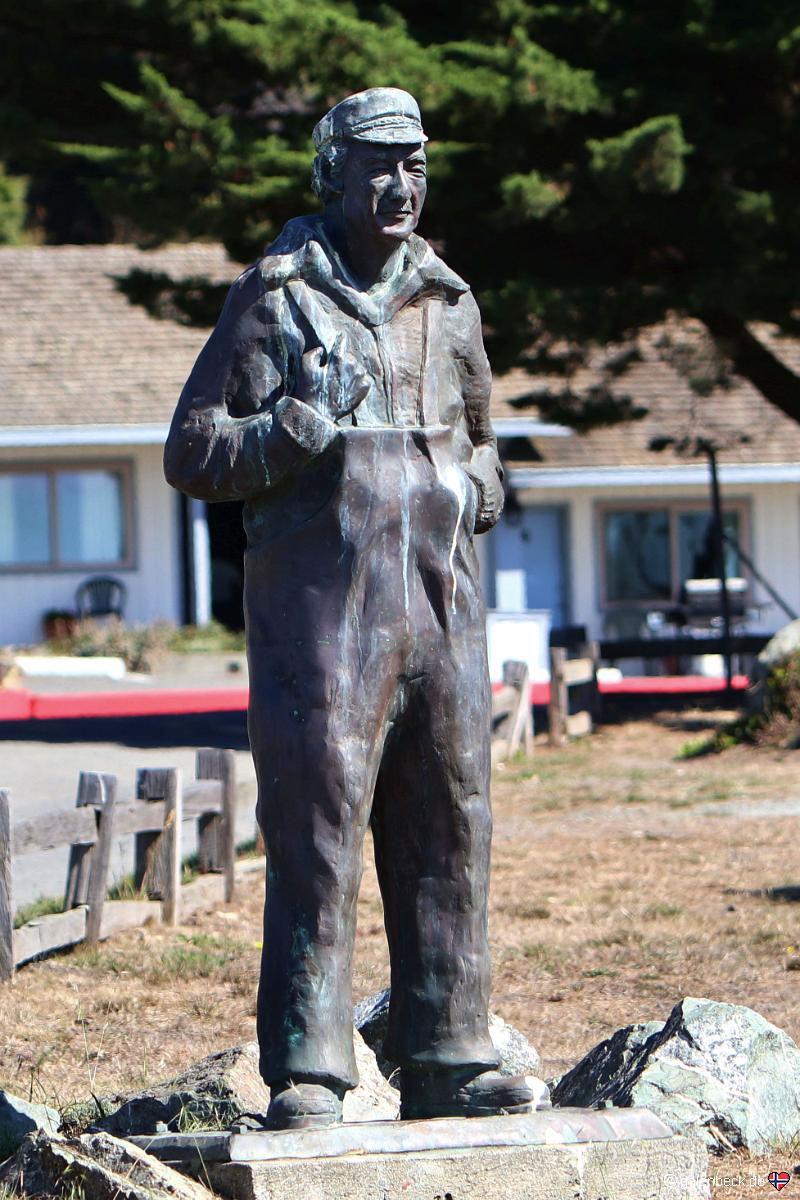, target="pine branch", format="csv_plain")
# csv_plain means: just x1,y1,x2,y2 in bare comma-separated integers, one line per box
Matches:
699,312,800,424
